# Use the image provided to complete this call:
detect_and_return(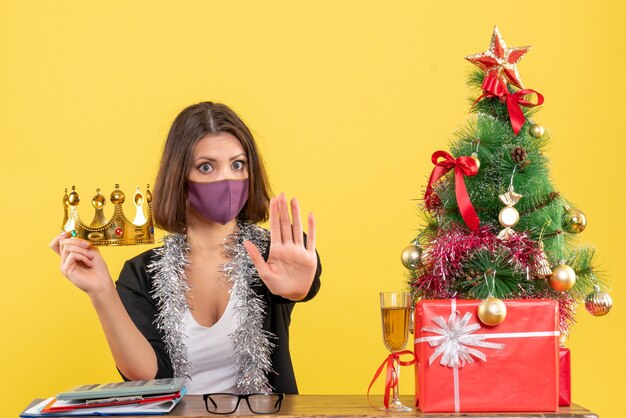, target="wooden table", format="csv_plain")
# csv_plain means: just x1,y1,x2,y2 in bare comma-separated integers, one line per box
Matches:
24,395,598,417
